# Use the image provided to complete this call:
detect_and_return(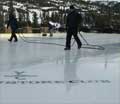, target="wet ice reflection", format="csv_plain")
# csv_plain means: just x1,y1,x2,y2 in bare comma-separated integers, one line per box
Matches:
0,33,120,104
